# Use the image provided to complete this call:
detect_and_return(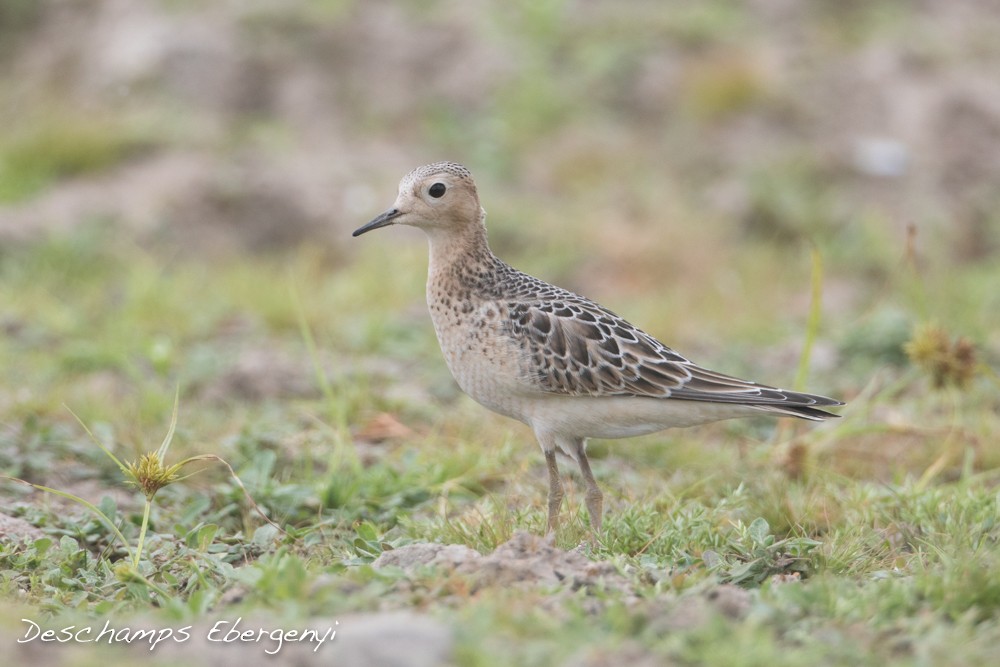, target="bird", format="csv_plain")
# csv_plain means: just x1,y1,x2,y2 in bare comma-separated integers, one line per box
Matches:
353,162,843,533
